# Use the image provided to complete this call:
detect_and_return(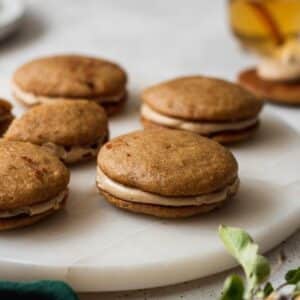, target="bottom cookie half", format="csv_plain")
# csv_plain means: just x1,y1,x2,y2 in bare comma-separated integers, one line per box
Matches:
101,190,225,218
0,198,66,231
142,118,259,144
